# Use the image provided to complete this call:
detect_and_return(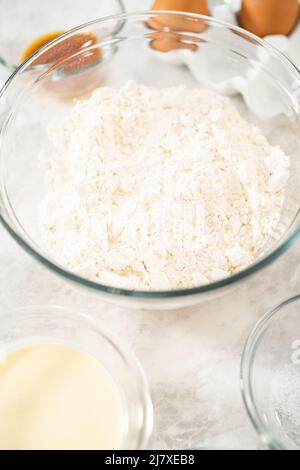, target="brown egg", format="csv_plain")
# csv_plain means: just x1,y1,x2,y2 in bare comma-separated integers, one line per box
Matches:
151,0,209,15
239,0,299,37
148,0,210,33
